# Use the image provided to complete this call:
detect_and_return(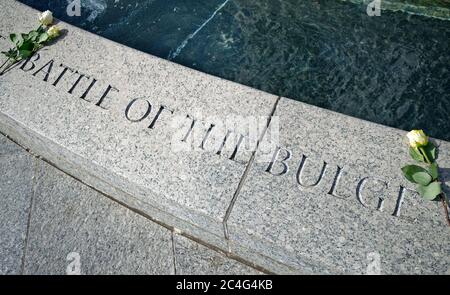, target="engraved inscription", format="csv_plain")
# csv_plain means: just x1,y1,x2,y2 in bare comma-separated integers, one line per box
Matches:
11,53,258,165
17,54,119,110
265,146,291,176
263,145,418,218
296,155,328,188
2,51,423,220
